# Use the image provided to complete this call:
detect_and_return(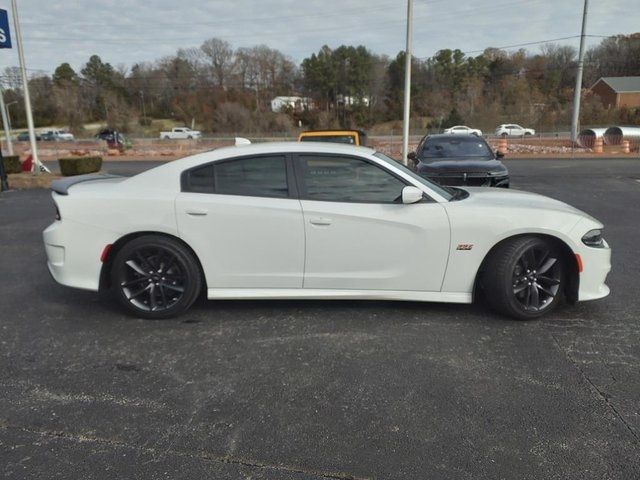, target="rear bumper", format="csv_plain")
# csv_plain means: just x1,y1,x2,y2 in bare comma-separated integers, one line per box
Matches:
43,220,116,292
